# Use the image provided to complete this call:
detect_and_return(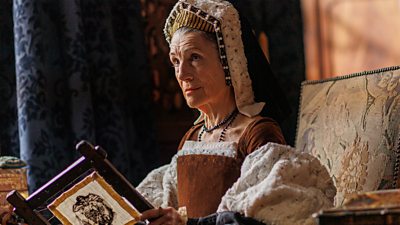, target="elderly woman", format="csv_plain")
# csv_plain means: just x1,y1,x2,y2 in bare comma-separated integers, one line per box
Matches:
138,1,335,225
